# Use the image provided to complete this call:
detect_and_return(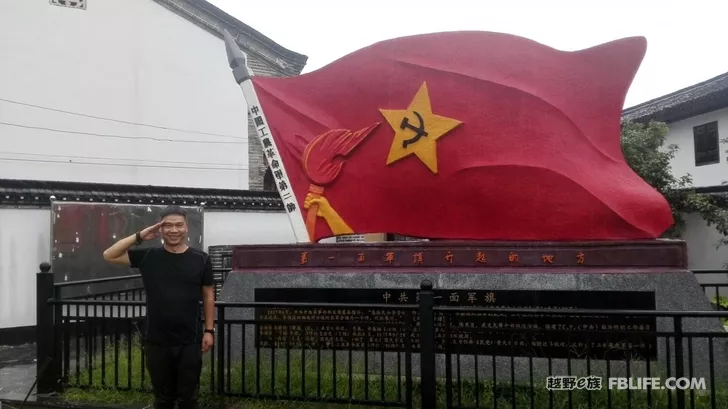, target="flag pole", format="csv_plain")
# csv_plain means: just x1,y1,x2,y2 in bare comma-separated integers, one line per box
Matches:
222,29,311,243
